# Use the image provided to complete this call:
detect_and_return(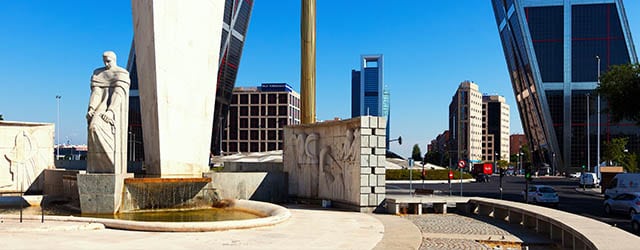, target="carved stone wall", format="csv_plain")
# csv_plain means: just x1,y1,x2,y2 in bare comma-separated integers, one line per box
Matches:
0,121,54,192
284,116,386,211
